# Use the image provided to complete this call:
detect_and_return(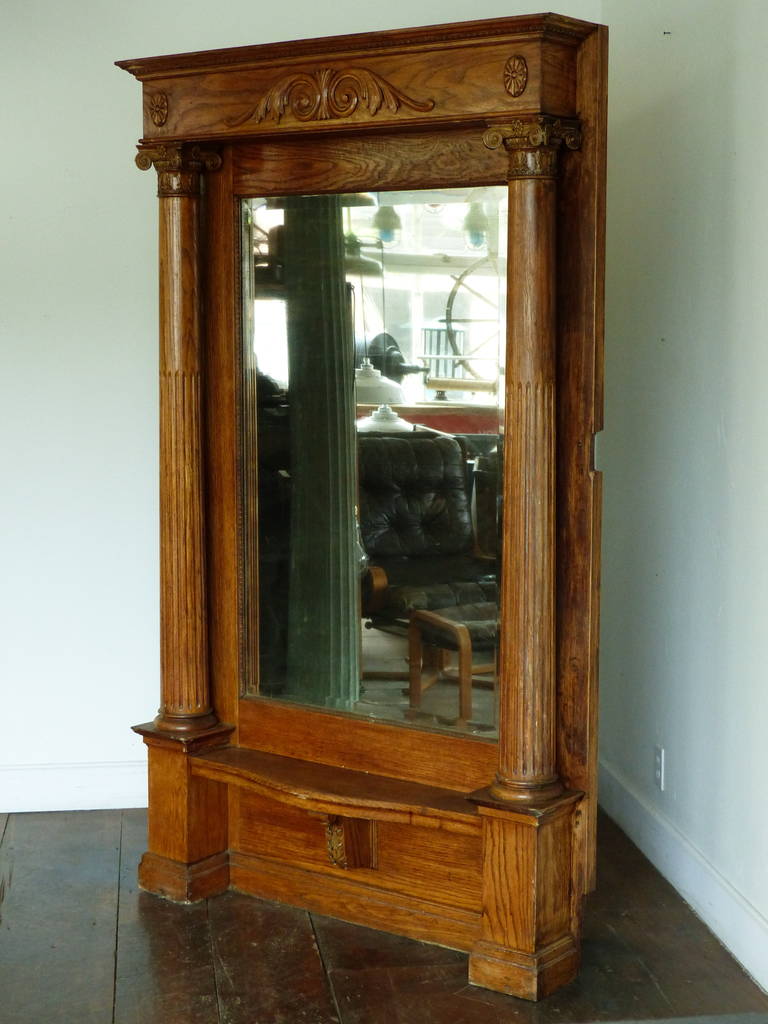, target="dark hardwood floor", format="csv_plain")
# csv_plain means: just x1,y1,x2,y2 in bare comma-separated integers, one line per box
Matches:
0,808,766,1023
